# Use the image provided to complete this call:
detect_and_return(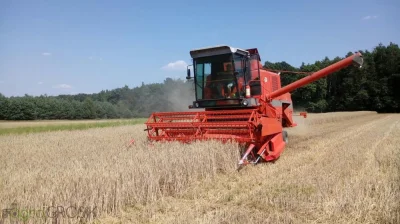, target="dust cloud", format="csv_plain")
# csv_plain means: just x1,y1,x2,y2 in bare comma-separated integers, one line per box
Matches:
288,113,311,137
165,80,203,112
